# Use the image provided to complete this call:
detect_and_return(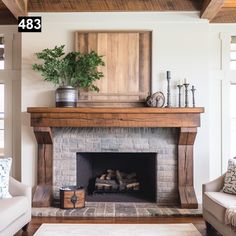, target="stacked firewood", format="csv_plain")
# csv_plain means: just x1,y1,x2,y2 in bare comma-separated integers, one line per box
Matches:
95,169,140,191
